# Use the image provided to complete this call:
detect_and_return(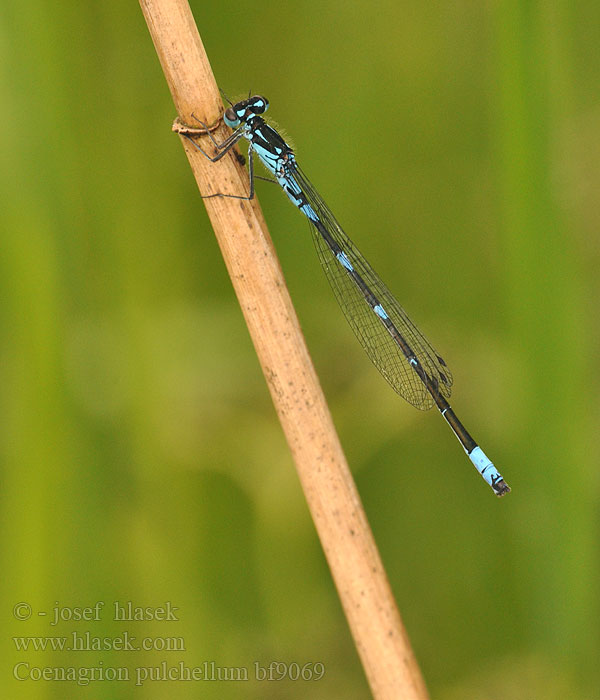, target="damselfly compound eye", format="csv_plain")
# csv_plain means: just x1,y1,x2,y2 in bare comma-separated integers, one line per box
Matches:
224,107,239,127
